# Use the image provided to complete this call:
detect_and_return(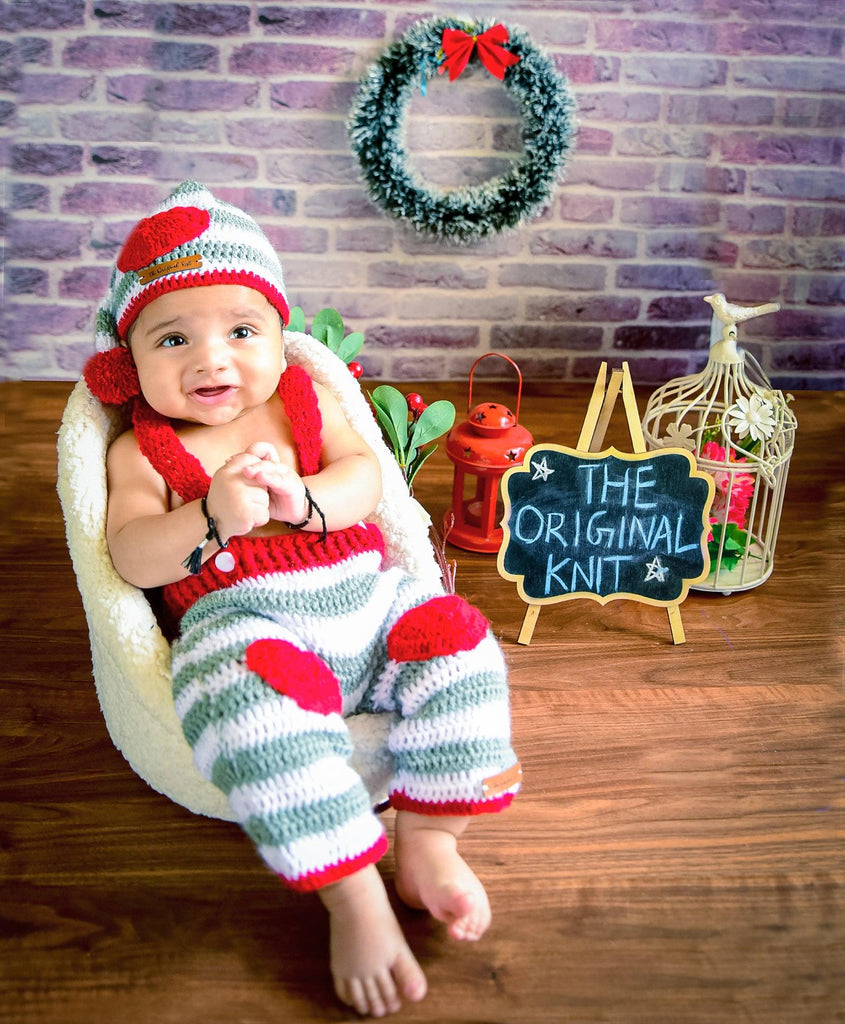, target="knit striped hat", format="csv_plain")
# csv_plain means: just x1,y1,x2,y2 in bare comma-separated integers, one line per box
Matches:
95,180,289,350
